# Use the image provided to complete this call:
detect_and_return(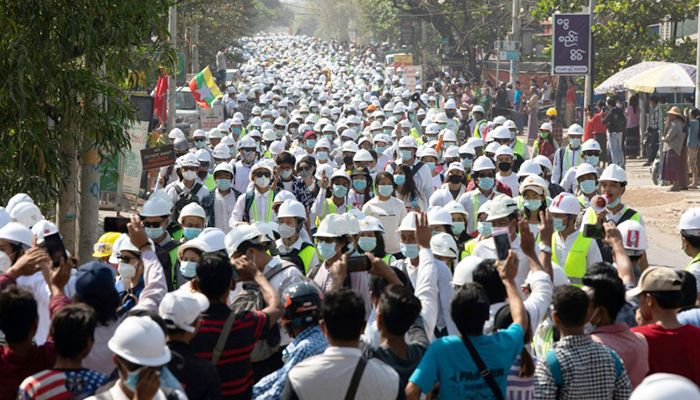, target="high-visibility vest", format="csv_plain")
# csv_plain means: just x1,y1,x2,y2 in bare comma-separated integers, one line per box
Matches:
249,191,274,223
513,139,526,160
410,128,424,145
315,198,353,226
464,239,477,257
473,120,487,138
685,252,700,272
204,174,216,191
551,232,593,287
